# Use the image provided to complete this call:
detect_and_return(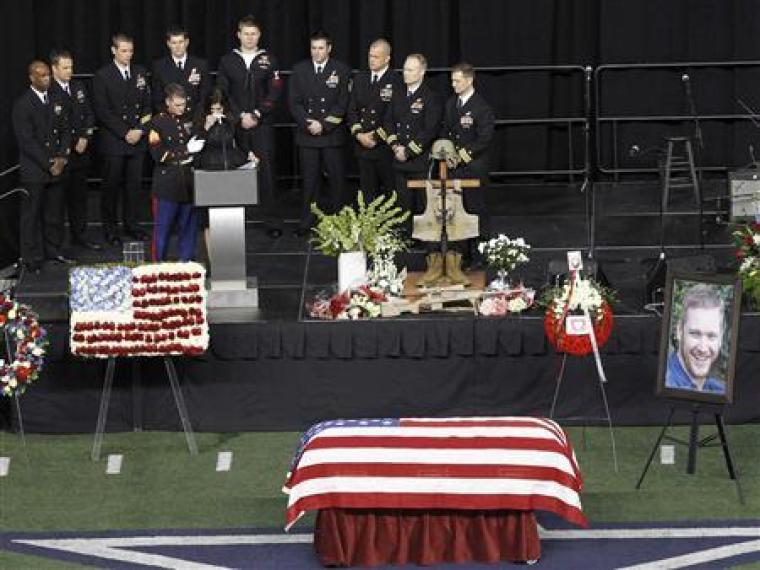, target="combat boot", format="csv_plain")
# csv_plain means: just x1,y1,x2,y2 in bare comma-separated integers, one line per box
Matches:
445,251,471,286
419,252,443,287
